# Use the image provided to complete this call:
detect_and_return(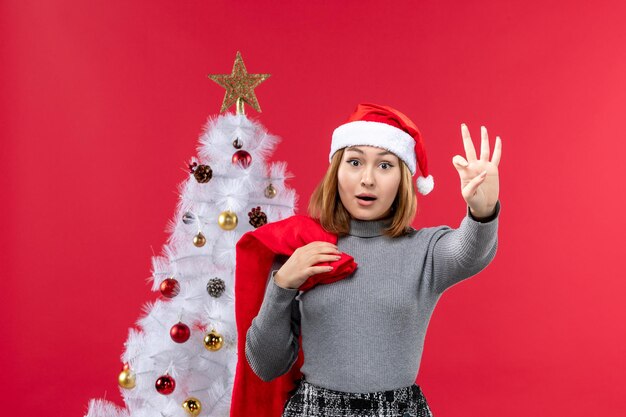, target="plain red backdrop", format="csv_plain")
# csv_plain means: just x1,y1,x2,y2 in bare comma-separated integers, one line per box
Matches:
2,0,625,416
